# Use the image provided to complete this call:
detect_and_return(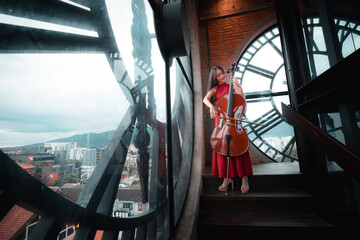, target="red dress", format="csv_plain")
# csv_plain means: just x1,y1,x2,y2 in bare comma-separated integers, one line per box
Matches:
212,83,253,178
